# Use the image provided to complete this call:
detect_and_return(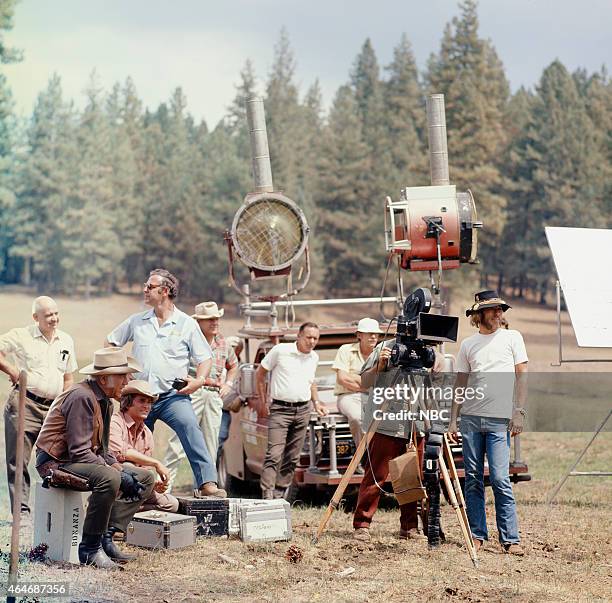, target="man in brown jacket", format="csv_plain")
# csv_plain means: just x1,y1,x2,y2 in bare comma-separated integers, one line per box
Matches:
35,348,155,569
